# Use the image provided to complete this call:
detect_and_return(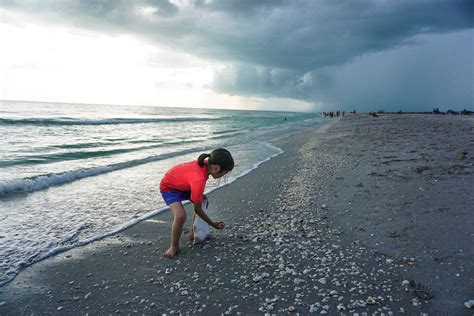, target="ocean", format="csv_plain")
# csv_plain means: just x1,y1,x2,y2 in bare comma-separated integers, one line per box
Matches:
0,100,324,285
